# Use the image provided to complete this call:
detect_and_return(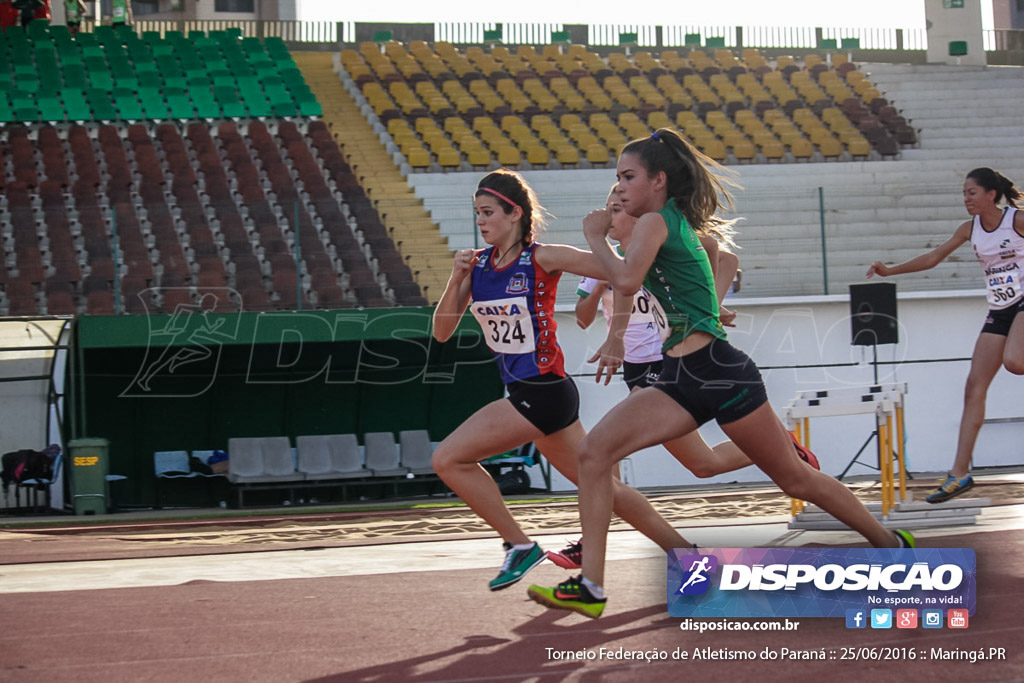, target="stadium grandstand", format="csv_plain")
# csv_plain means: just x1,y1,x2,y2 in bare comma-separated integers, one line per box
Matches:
2,2,1024,512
